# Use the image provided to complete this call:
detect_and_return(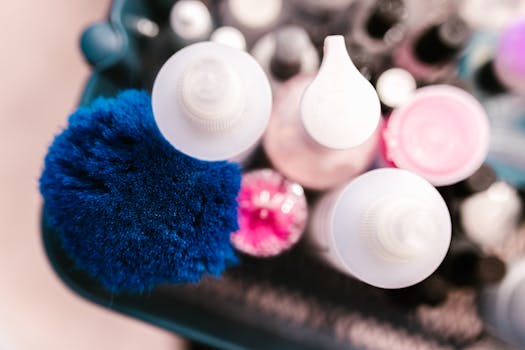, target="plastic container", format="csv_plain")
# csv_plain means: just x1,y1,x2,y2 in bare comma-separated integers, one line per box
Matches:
308,168,451,289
